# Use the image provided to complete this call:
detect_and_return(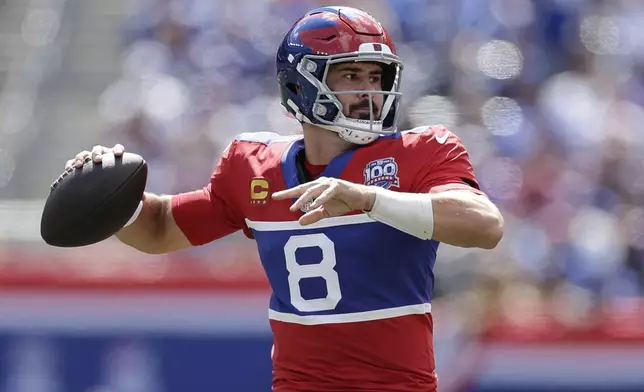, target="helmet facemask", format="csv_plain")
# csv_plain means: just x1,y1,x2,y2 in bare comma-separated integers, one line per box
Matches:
293,47,403,144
